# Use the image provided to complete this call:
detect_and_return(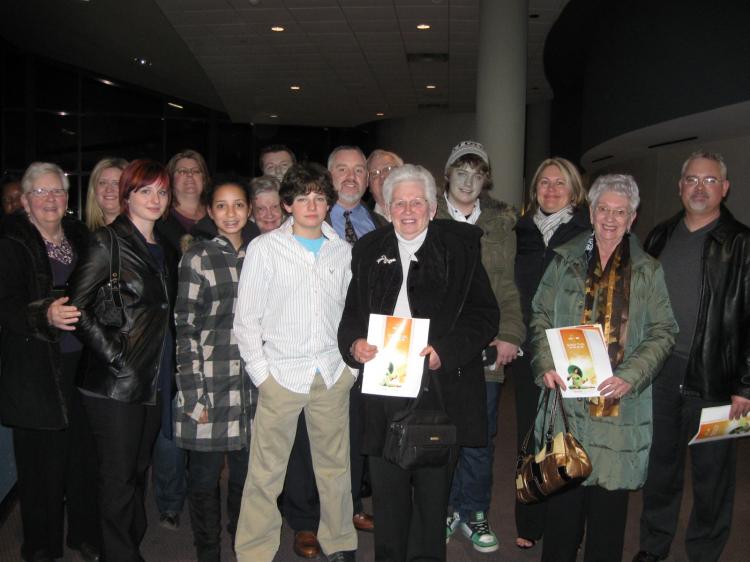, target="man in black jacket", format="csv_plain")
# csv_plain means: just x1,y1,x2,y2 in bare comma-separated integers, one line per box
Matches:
634,151,750,562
